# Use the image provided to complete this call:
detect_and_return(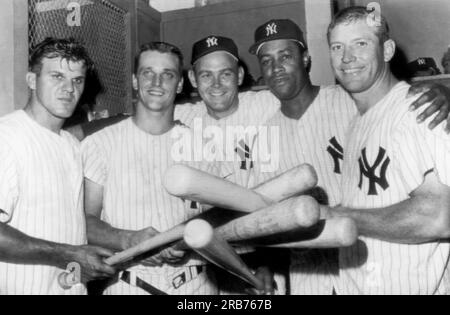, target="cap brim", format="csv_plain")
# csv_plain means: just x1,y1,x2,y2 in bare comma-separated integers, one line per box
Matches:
249,40,266,55
192,49,239,65
249,39,306,55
